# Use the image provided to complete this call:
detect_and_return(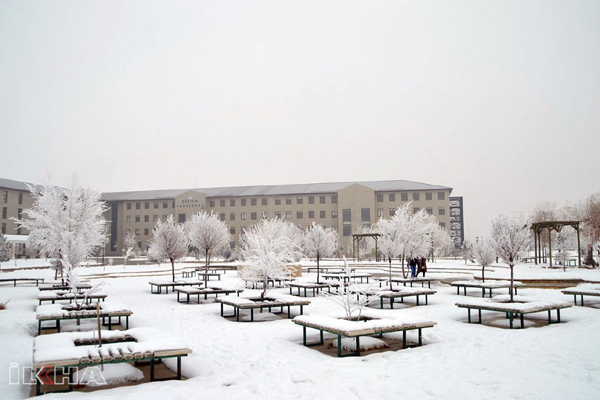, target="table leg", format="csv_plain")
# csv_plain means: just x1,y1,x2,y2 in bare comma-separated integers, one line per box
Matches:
337,335,342,358
416,295,420,306
177,356,182,380
418,328,422,346
151,358,155,381
509,313,513,329
520,314,524,329
402,331,406,348
468,308,471,323
478,309,481,323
